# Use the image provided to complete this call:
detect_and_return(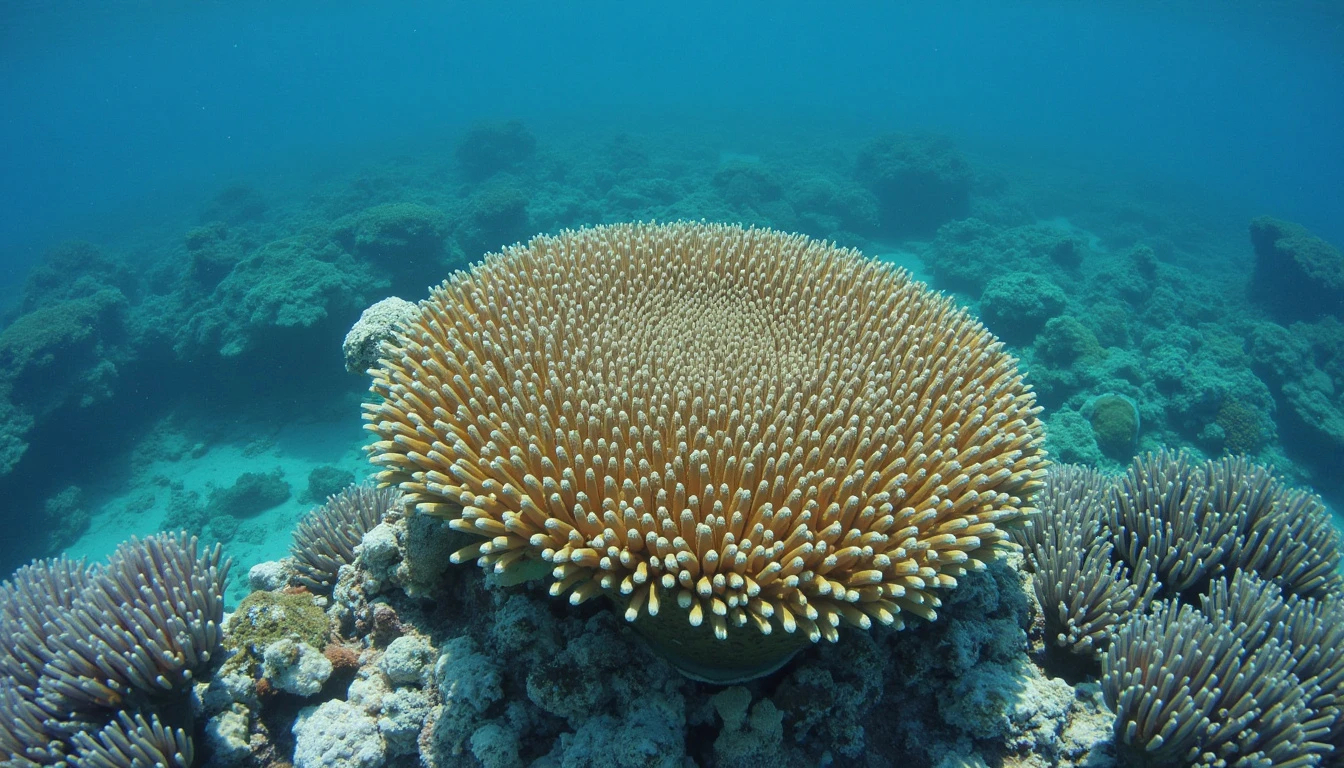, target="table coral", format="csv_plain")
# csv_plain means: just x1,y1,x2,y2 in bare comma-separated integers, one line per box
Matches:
365,221,1047,683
